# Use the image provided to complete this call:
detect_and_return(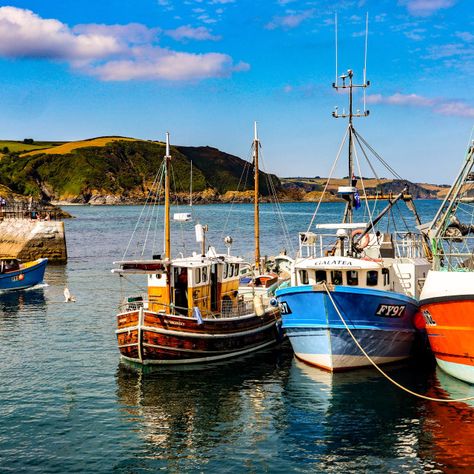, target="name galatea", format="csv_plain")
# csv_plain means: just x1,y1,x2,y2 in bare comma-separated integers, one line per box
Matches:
314,260,353,266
